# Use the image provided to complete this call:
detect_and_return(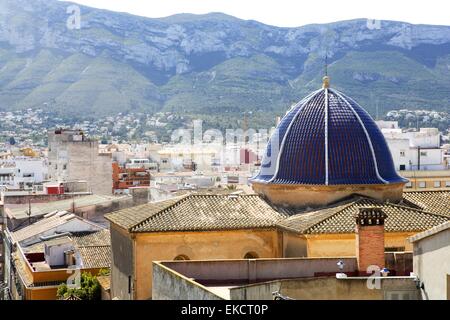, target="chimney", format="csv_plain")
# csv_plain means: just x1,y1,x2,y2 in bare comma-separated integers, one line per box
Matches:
355,207,387,275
